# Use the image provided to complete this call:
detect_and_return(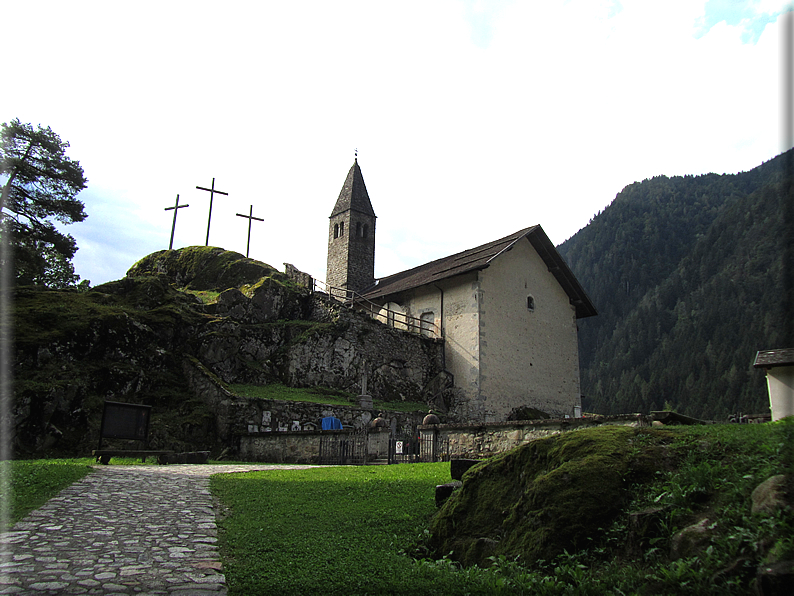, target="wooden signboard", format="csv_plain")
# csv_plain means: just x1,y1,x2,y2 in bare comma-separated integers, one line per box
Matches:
98,401,151,449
